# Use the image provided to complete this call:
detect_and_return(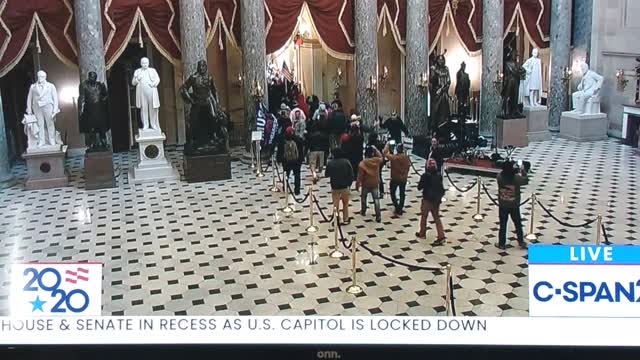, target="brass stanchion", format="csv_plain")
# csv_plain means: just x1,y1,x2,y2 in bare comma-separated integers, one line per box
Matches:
250,142,256,171
526,193,538,241
269,154,280,192
330,207,345,258
595,214,603,245
282,177,294,215
472,176,484,220
444,264,453,316
345,236,363,294
306,179,318,233
256,140,265,178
